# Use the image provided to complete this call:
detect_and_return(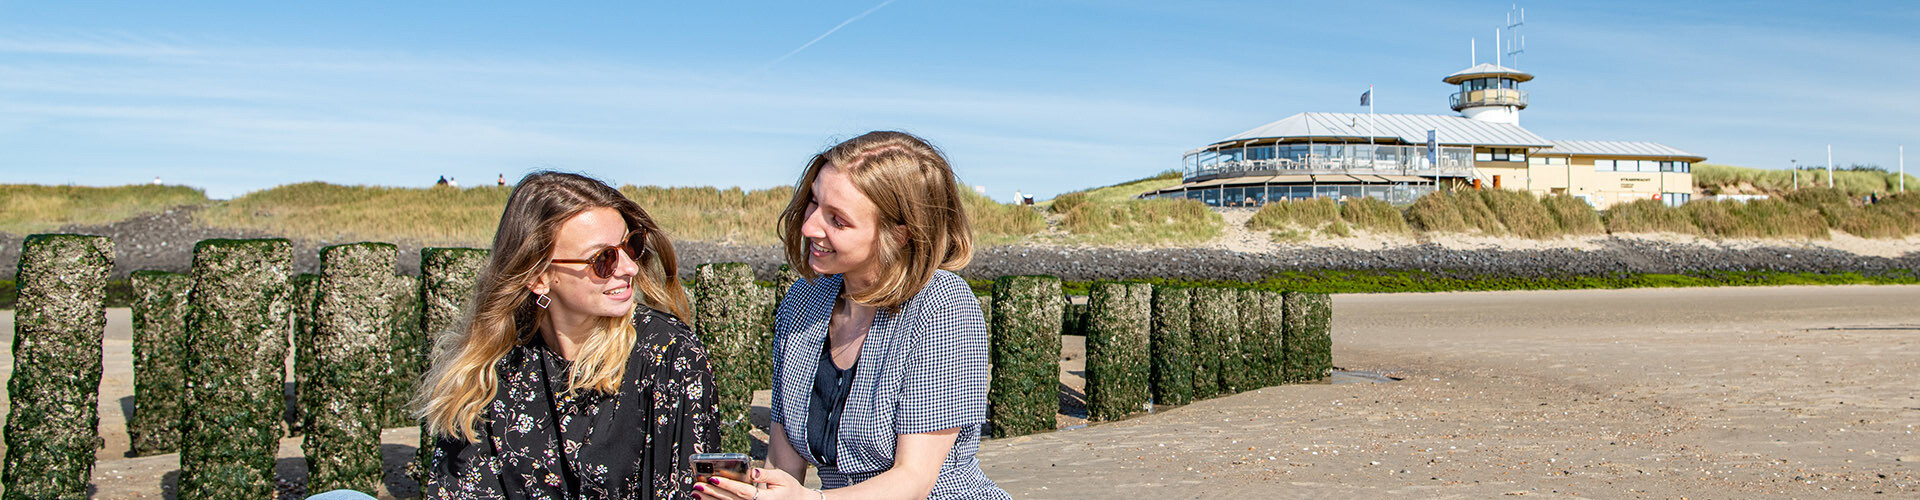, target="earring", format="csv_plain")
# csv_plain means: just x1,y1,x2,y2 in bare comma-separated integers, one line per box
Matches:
535,294,551,309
